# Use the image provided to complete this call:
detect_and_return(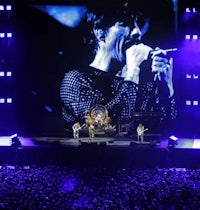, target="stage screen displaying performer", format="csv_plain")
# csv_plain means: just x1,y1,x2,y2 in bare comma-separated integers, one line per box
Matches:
14,0,180,136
